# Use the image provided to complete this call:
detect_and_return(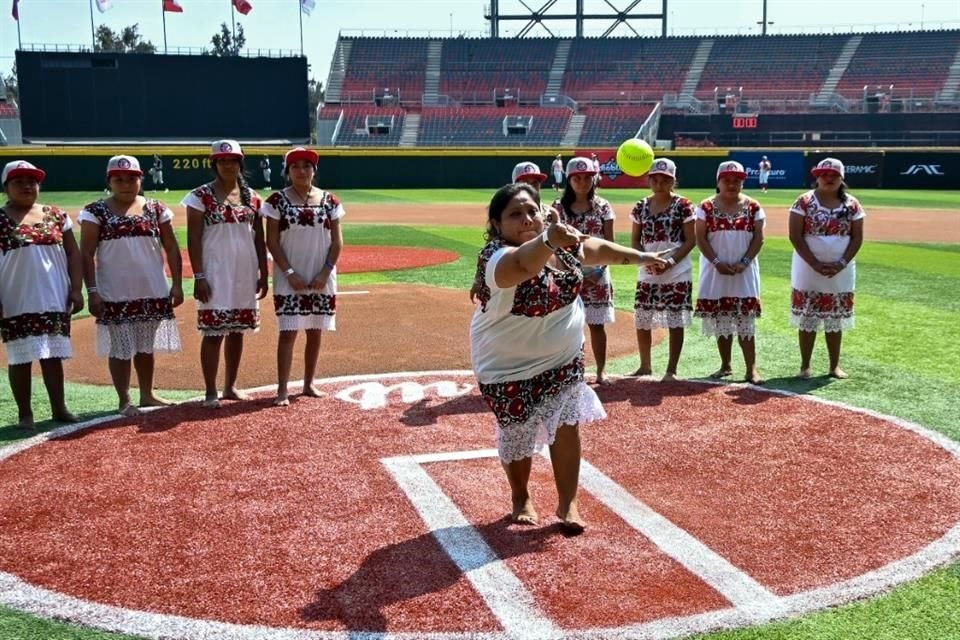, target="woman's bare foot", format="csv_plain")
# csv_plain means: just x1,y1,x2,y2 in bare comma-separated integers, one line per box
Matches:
798,368,813,380
594,375,611,386
661,372,679,382
830,367,849,379
140,395,175,407
119,404,142,418
272,393,290,407
556,502,585,535
302,385,327,398
201,396,221,409
17,414,35,429
52,410,80,423
510,497,538,525
746,369,765,385
709,368,733,379
630,367,653,377
221,388,252,401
